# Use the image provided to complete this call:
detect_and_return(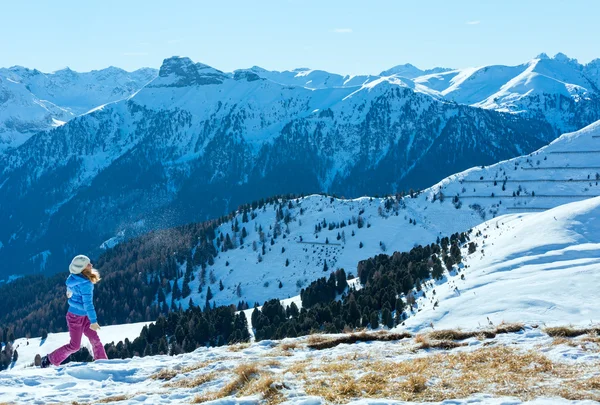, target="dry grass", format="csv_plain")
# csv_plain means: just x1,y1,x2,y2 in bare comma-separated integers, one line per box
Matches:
307,331,412,350
427,323,523,341
418,339,467,350
494,322,525,334
165,372,217,389
261,359,283,368
150,361,212,381
552,337,573,346
299,345,600,402
95,395,132,403
227,342,251,352
279,341,300,351
414,334,428,344
193,362,285,404
545,326,600,337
